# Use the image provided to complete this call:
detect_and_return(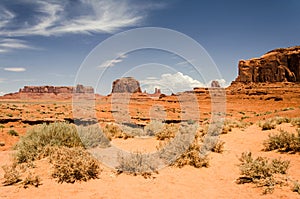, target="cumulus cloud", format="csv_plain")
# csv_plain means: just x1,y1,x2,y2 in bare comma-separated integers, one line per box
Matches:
0,0,162,37
140,72,205,94
4,67,26,72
